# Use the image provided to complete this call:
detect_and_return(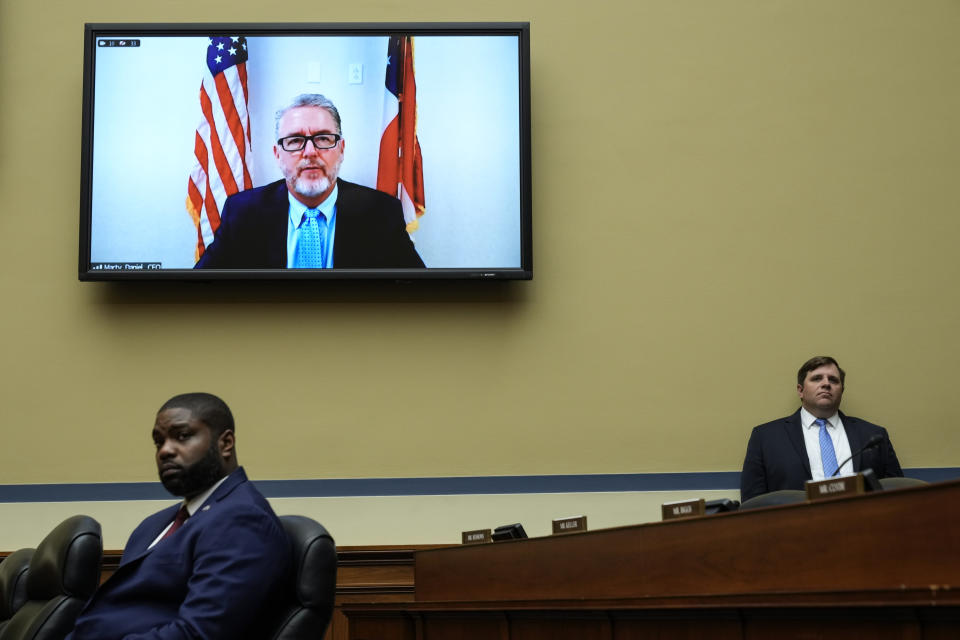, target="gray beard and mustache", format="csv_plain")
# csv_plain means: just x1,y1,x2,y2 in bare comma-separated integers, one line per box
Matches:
288,157,342,199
